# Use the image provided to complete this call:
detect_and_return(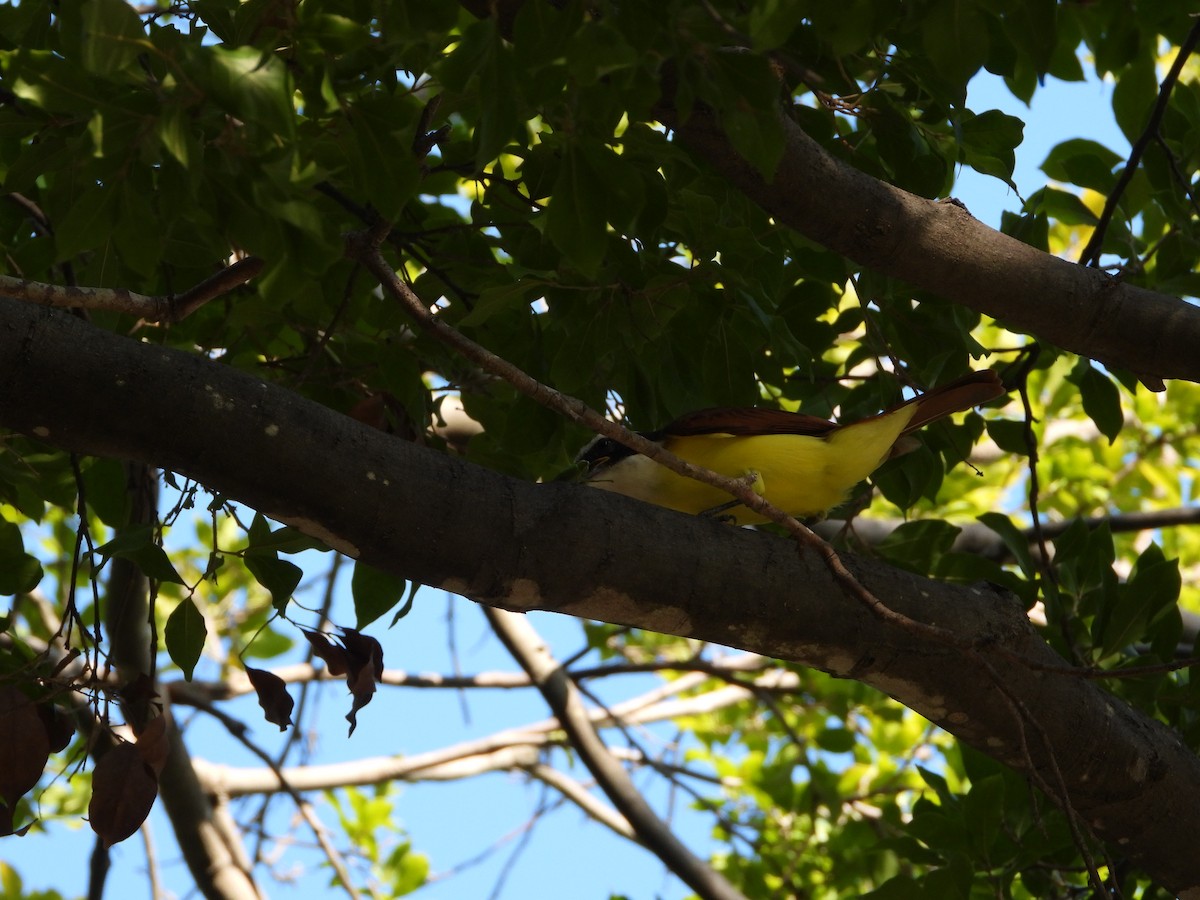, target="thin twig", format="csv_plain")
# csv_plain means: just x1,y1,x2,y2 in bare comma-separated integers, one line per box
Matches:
1079,20,1200,266
974,651,1108,896
0,257,264,322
